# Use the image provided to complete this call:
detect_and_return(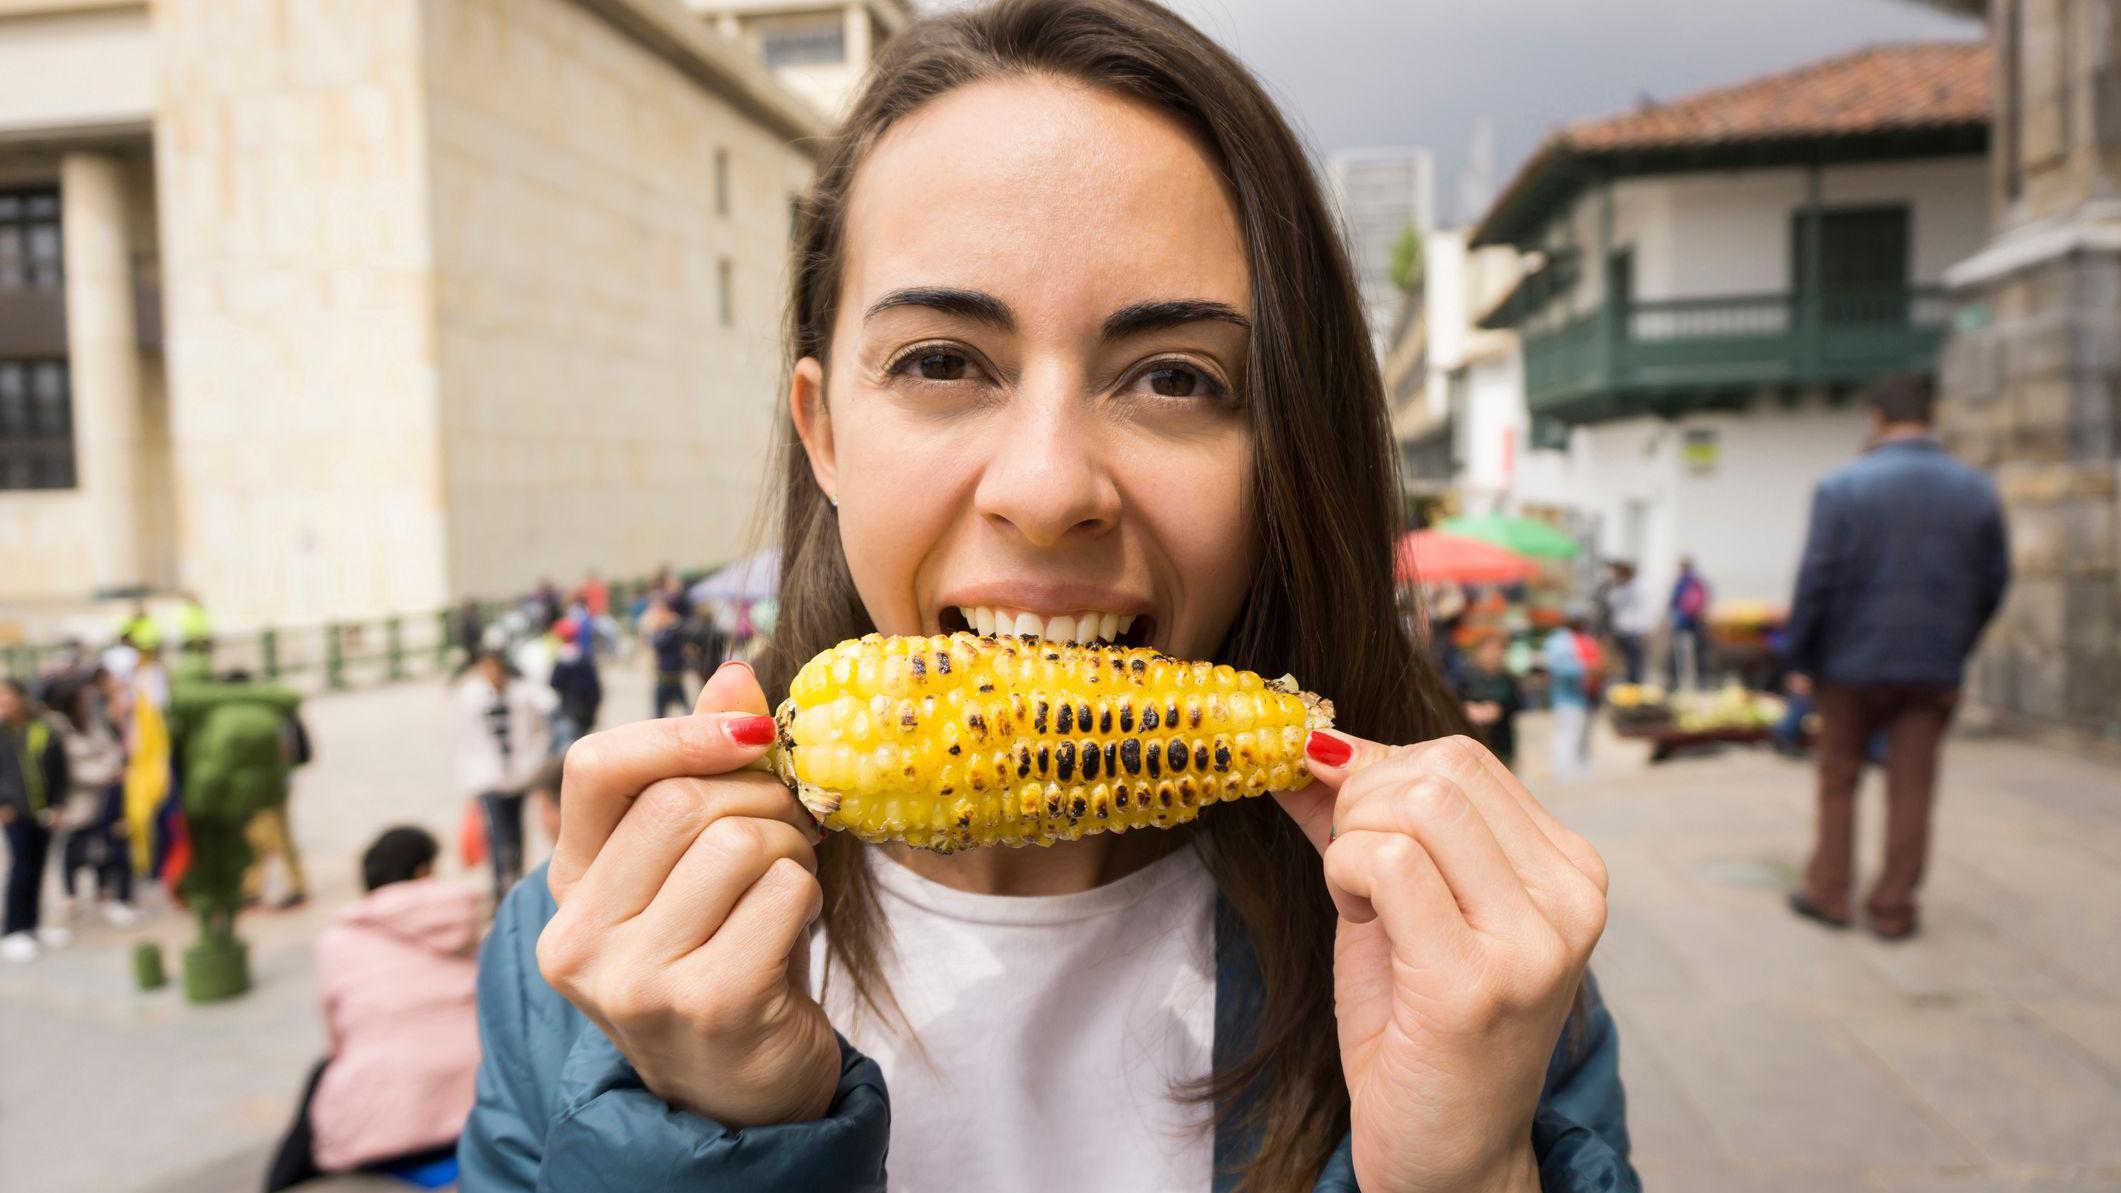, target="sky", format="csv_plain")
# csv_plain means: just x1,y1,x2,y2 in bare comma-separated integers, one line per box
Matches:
1065,0,1985,226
